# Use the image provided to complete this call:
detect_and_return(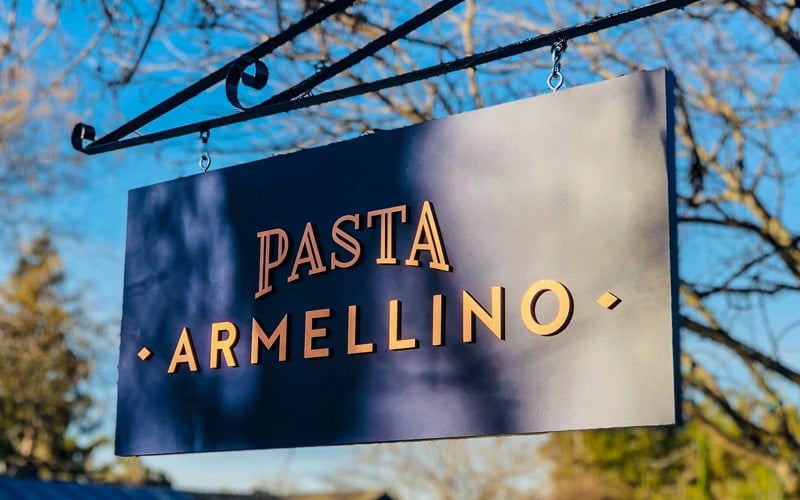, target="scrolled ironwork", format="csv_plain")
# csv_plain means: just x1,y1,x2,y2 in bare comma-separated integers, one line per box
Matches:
226,55,270,110
71,123,96,152
70,0,701,156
